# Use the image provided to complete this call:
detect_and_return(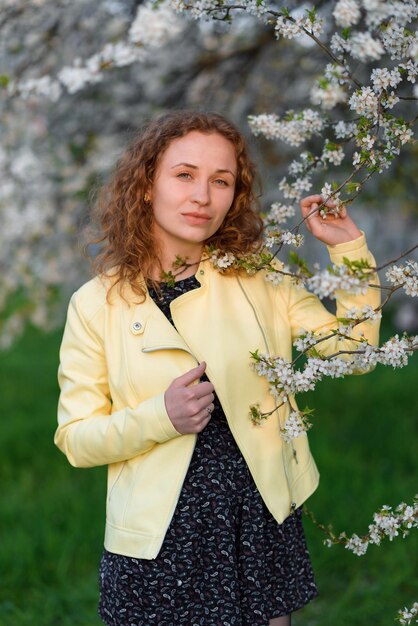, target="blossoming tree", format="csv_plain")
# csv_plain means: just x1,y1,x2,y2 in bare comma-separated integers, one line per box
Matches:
1,0,417,622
